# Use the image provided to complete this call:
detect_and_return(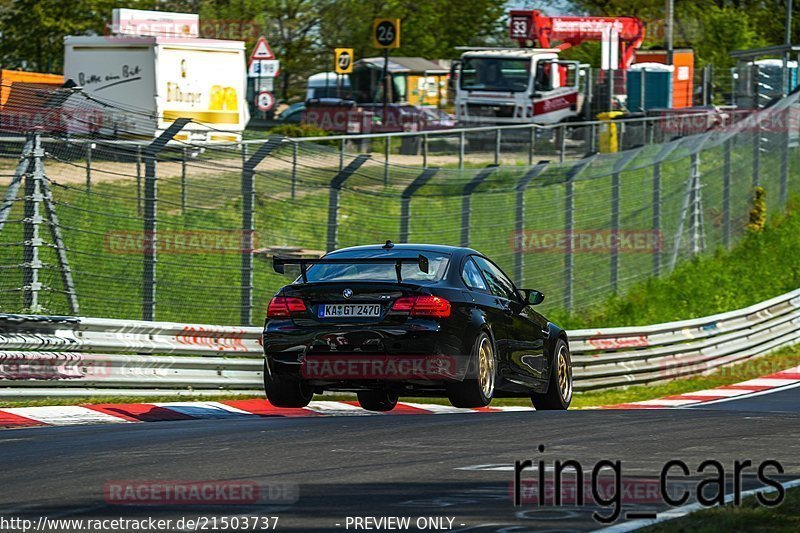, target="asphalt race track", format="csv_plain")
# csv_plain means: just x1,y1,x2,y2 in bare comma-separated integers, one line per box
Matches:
1,386,799,532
